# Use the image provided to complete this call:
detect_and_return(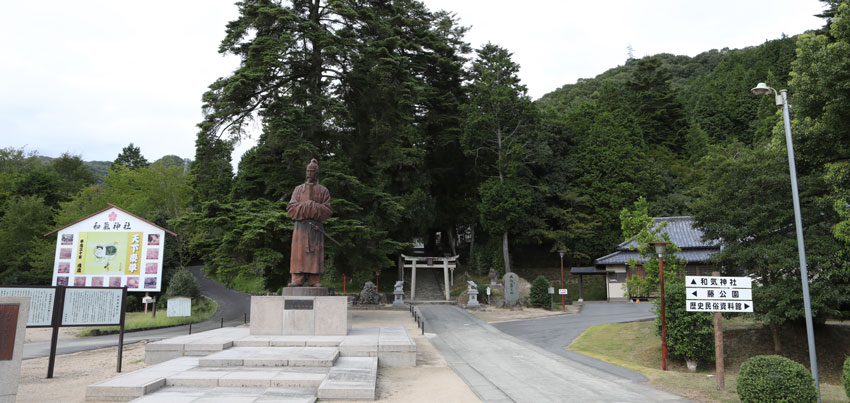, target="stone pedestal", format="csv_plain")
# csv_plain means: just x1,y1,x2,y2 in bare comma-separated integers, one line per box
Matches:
250,296,347,336
281,287,329,296
0,296,29,403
